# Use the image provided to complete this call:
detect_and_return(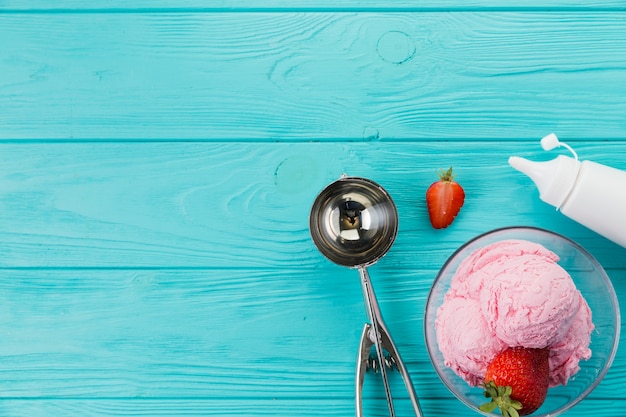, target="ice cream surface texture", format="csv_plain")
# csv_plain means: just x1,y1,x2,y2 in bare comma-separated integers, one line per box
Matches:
435,239,593,387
